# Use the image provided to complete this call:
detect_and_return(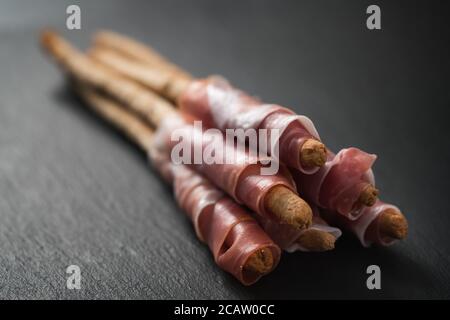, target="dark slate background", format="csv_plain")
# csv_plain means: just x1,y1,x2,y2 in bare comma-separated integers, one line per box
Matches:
0,0,449,299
